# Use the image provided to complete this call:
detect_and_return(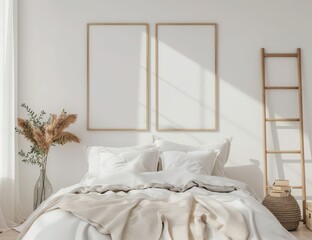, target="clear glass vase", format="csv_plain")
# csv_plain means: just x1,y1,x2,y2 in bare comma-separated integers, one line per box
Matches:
33,167,53,210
